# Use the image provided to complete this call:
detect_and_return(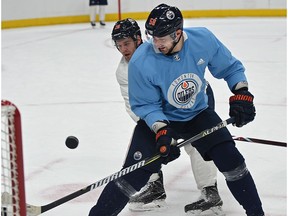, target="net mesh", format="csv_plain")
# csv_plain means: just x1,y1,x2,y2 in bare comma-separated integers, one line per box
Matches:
1,103,22,216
